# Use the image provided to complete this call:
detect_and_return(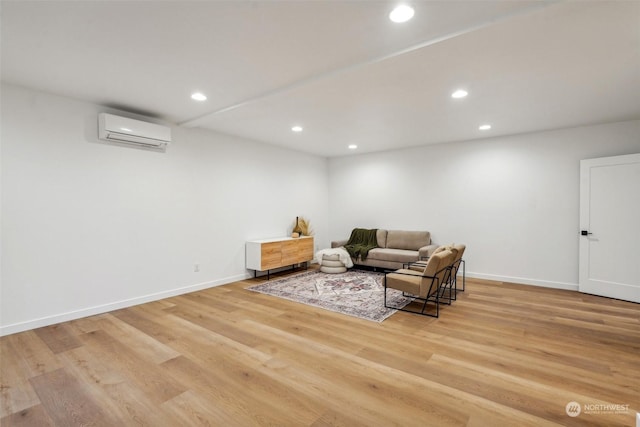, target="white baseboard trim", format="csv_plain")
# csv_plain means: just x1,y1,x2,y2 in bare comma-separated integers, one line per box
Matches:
466,271,578,291
2,270,579,336
0,272,252,337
